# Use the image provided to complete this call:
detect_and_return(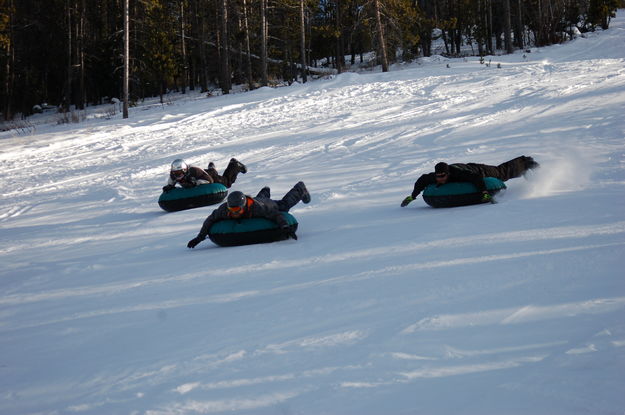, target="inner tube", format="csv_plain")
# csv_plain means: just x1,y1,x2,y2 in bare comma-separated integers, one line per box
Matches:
158,183,227,212
422,177,506,208
208,212,299,247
